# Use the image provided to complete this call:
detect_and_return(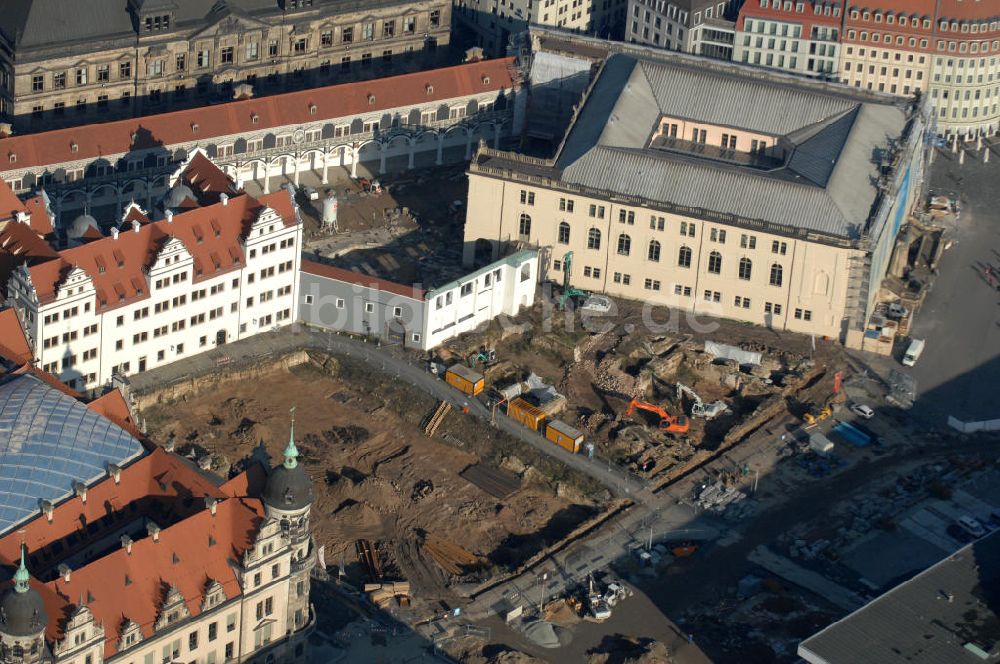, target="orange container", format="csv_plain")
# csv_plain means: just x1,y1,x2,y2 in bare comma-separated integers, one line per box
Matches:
507,398,546,432
545,419,584,453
